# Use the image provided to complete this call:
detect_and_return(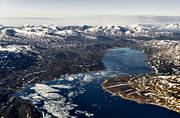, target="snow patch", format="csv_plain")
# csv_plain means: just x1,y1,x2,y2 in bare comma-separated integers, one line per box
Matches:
50,84,73,89
0,45,32,53
66,76,75,81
